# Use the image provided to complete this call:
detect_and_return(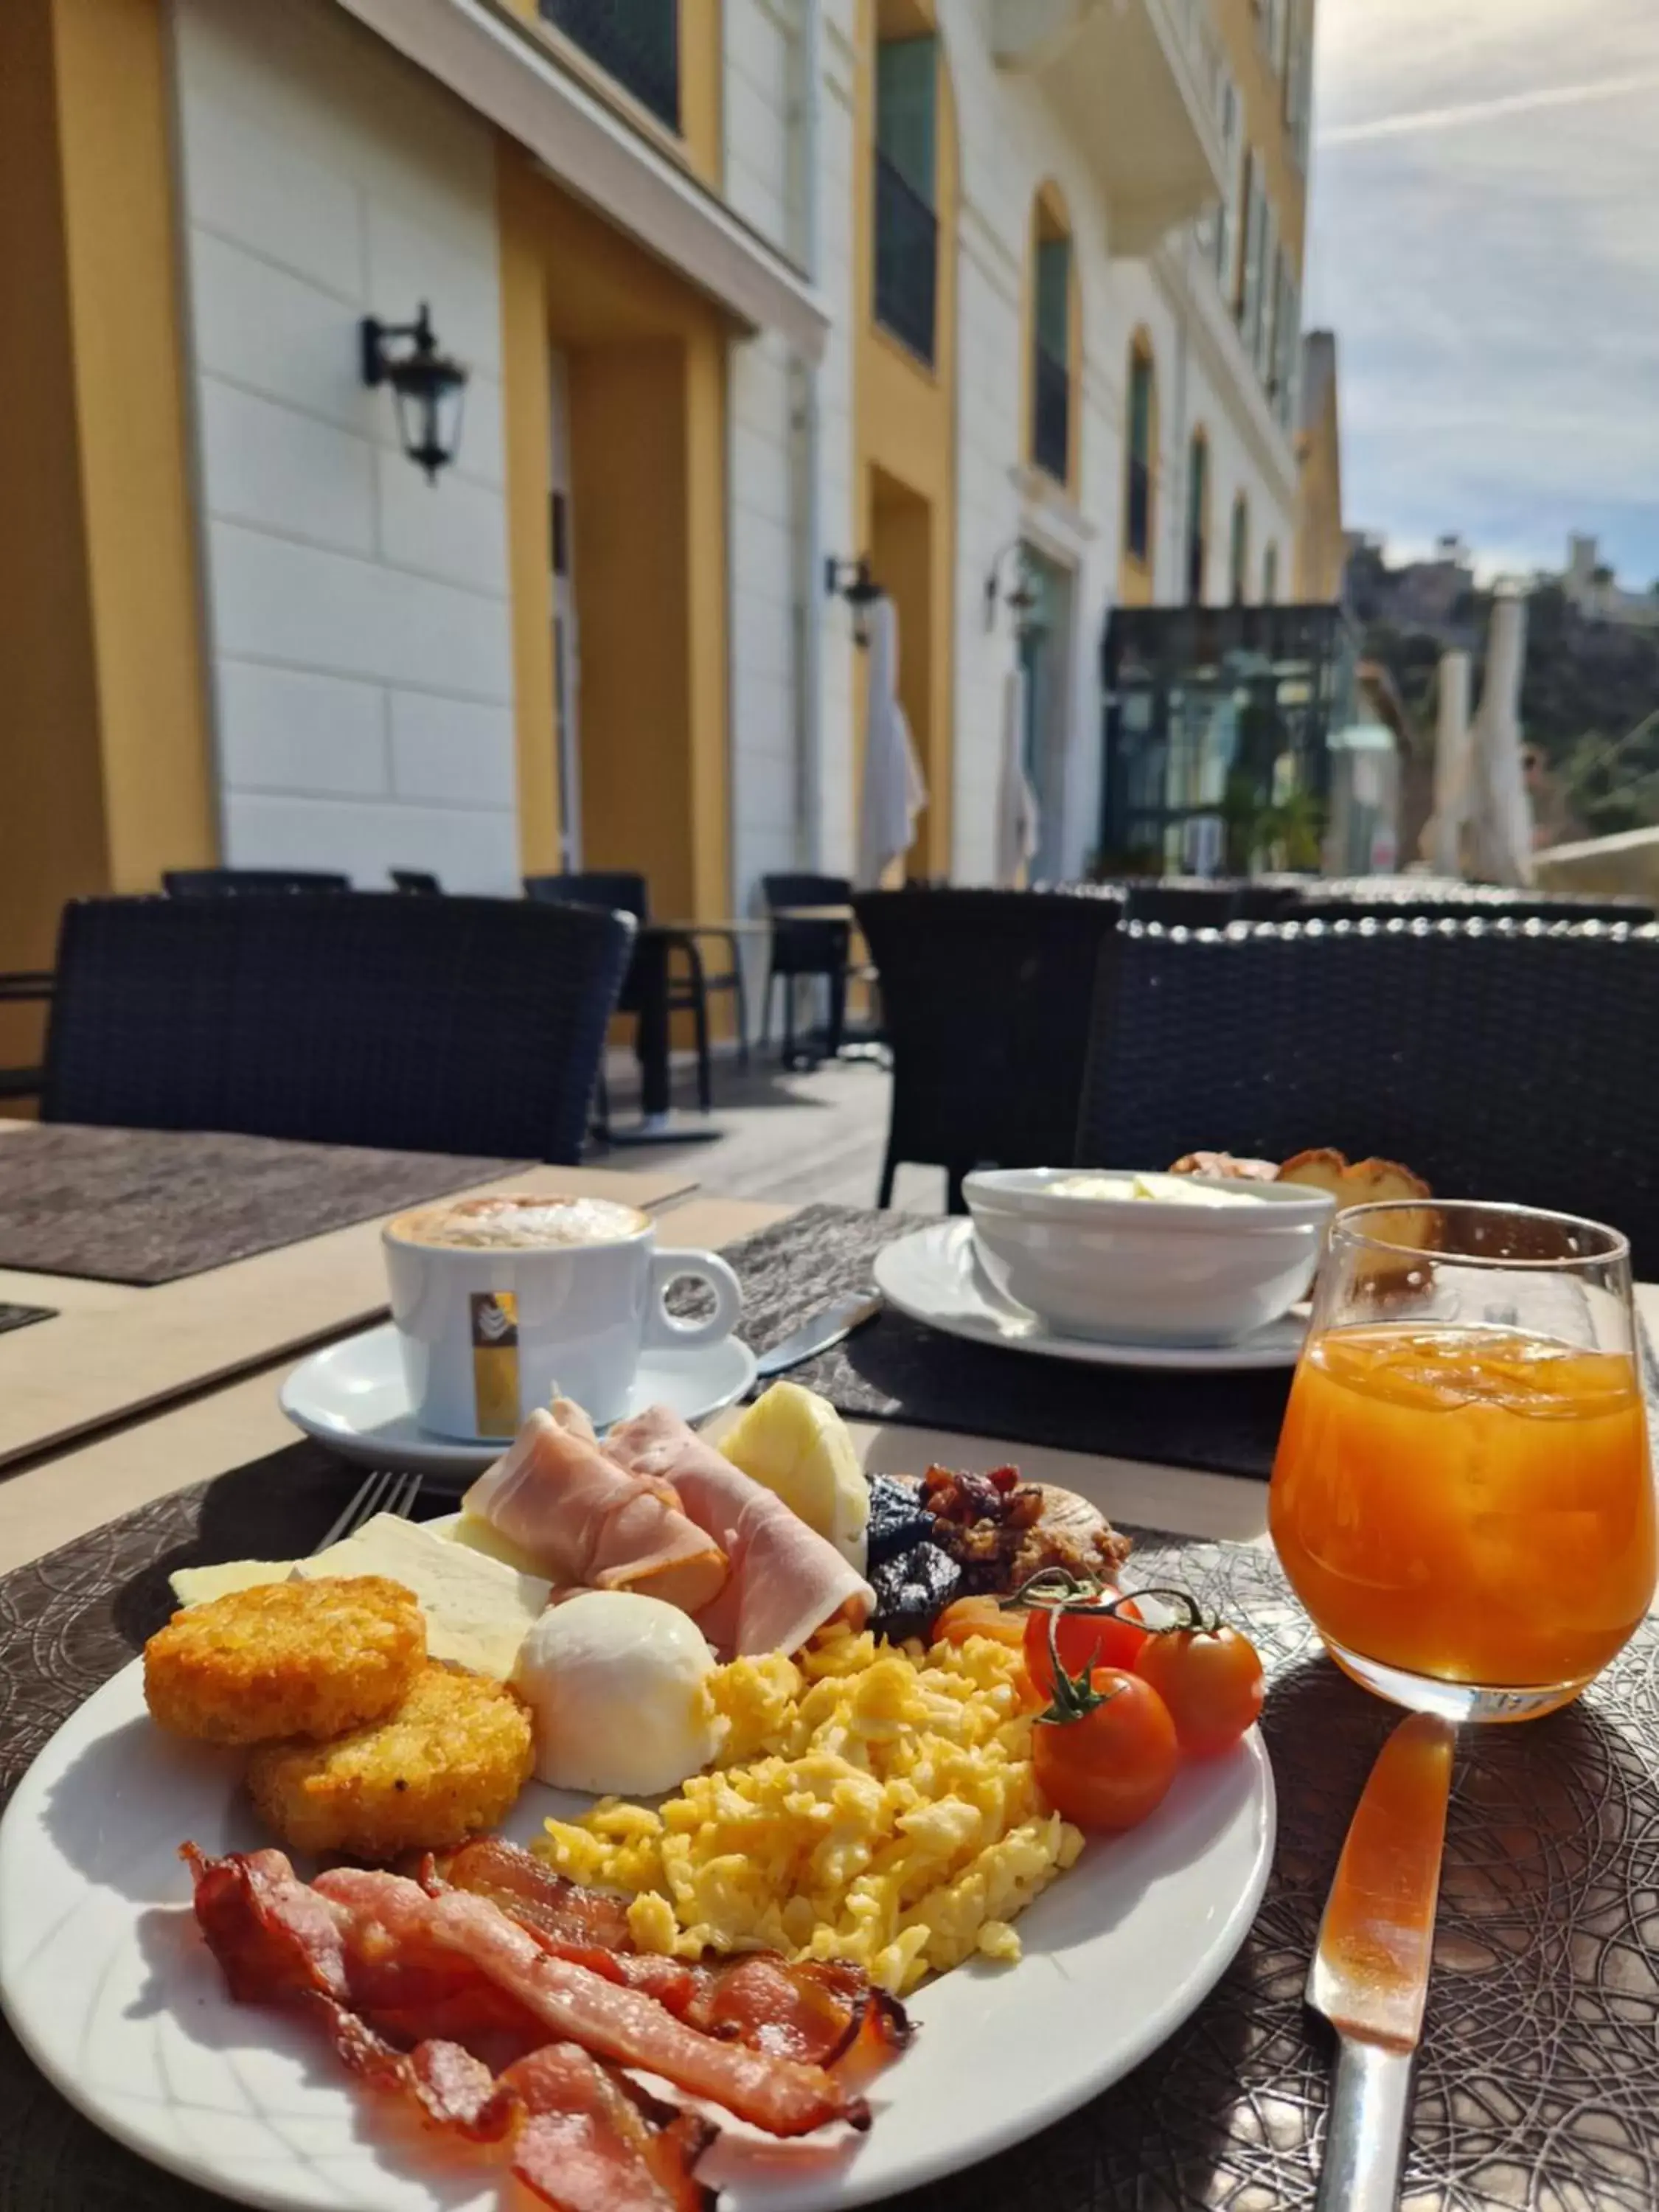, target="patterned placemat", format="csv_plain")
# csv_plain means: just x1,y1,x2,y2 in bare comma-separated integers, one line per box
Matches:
0,1303,53,1338
0,1124,529,1284
1,1446,1656,2209
726,1205,1659,1486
